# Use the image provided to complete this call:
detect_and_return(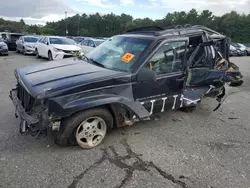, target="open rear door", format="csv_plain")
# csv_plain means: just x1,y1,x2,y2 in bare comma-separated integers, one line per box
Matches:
182,40,227,110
